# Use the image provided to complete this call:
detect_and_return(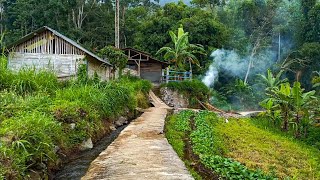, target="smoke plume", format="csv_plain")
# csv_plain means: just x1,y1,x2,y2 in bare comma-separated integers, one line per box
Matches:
202,49,278,87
